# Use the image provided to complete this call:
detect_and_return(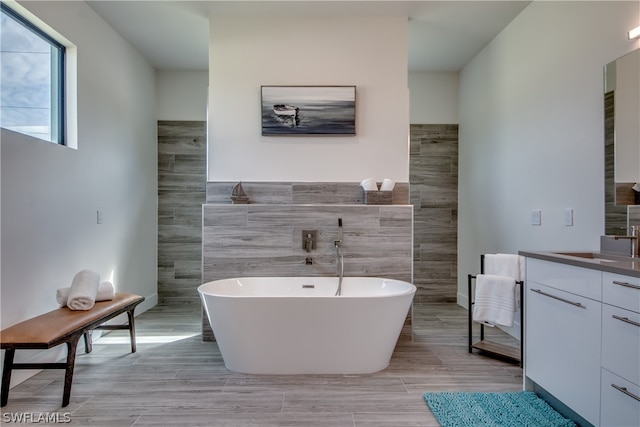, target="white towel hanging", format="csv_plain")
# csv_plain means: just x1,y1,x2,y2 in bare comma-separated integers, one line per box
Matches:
484,254,524,281
473,274,517,327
